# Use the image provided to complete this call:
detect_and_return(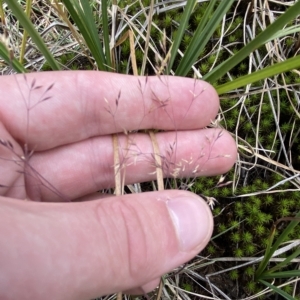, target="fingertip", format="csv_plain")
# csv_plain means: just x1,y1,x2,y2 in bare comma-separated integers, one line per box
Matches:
166,192,213,252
